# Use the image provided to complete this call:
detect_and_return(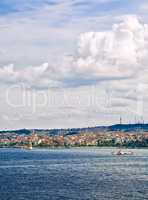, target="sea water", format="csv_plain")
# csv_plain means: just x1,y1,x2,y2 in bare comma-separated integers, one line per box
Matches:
0,148,148,200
